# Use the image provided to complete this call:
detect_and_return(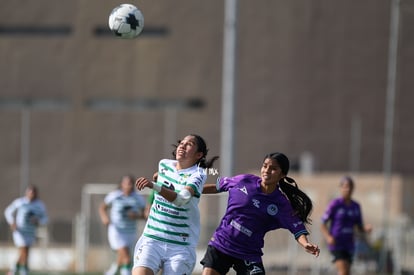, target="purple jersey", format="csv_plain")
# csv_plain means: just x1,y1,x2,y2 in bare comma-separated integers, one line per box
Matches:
321,197,363,252
209,174,308,262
